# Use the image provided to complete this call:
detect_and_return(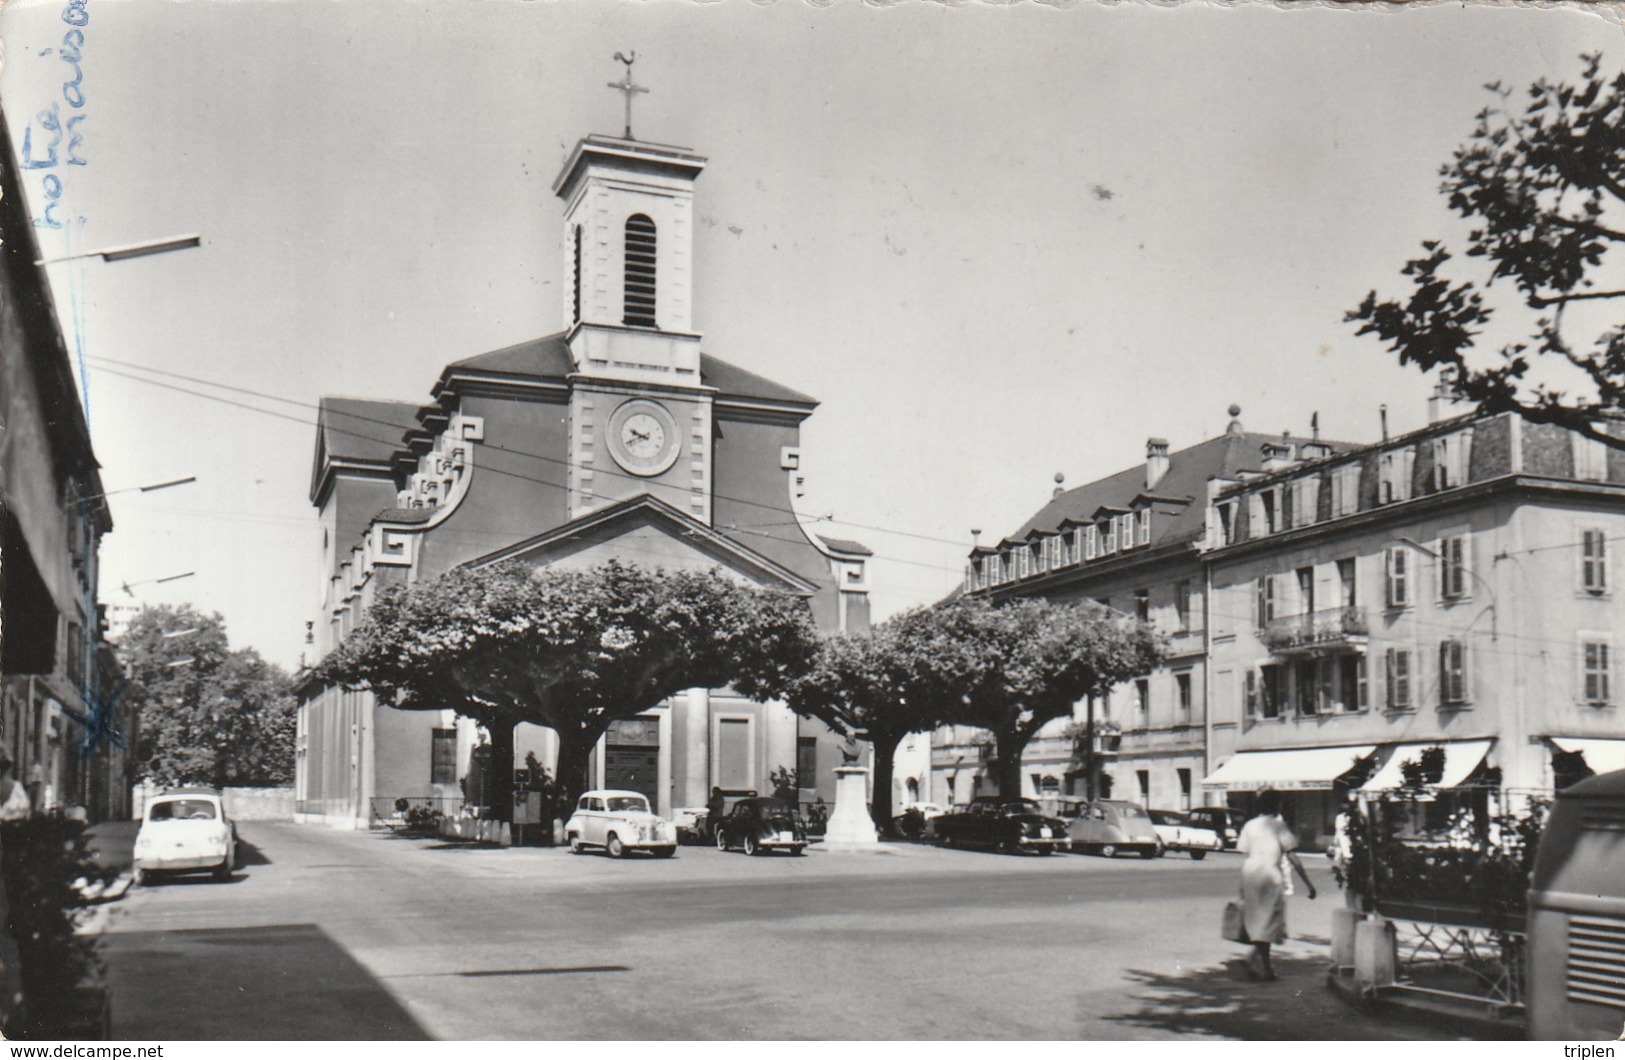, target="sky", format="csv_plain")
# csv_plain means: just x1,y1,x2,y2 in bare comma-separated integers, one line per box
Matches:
2,0,1621,670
